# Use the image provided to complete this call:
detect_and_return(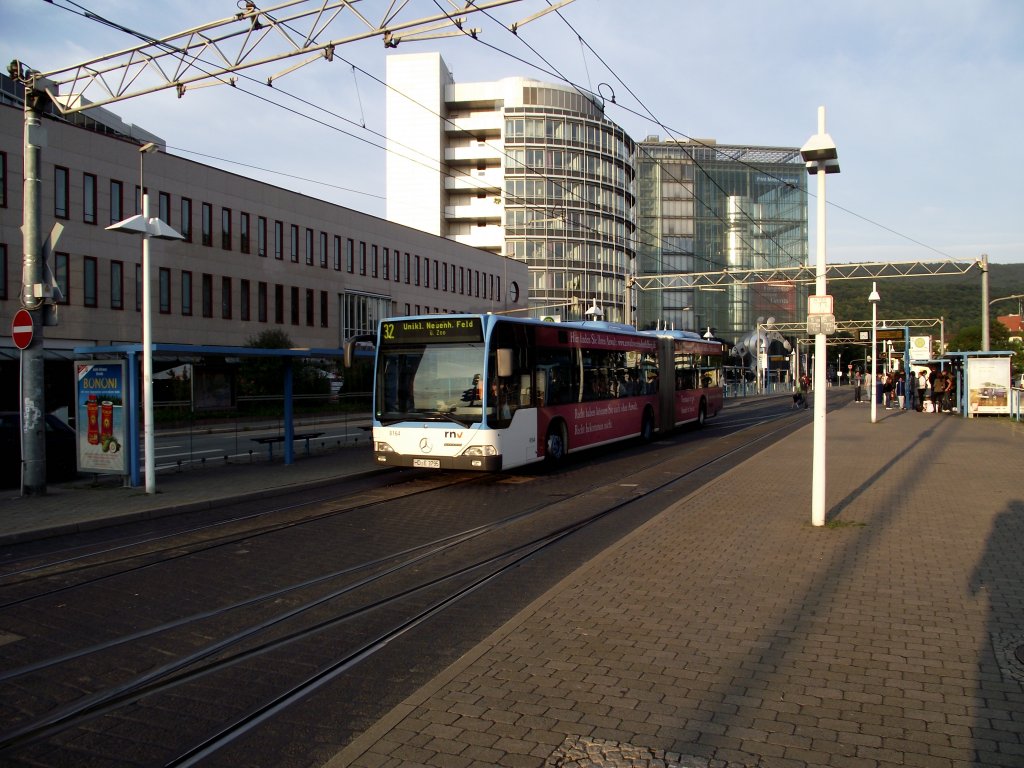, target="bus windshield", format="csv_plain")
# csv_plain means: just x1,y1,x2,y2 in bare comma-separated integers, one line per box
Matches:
375,343,487,426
